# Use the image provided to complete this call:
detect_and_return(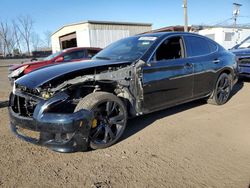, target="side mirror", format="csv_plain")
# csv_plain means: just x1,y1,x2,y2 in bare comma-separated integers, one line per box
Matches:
55,56,64,63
